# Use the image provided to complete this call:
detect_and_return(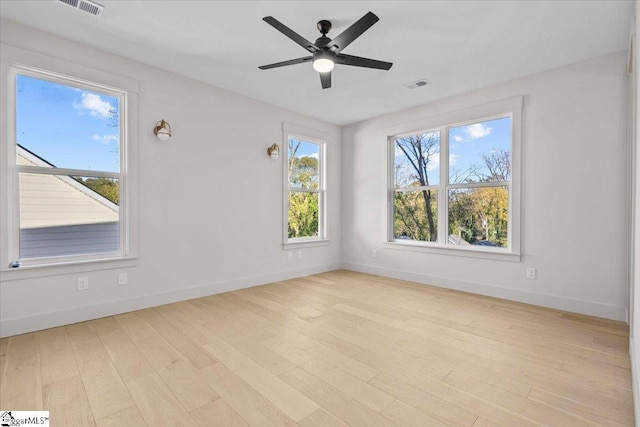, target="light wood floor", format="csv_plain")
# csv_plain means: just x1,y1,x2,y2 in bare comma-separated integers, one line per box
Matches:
0,270,633,426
